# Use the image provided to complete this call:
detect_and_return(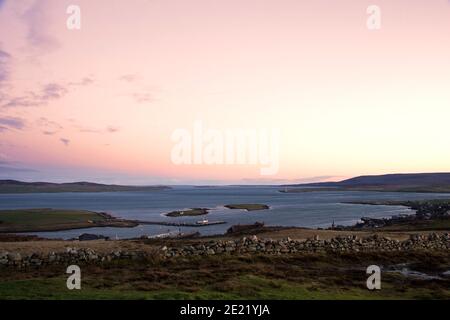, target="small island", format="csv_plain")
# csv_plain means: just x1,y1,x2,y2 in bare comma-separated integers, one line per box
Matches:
224,204,269,211
165,208,209,217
